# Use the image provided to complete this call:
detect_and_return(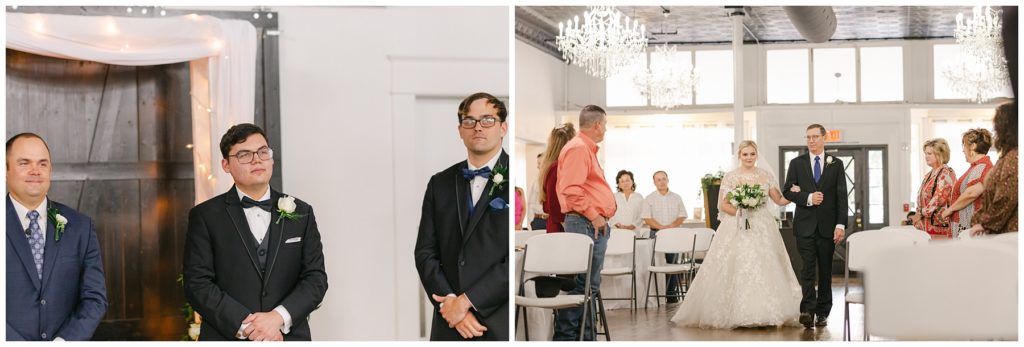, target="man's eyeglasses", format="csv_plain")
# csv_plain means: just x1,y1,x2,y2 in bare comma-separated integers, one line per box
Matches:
229,146,273,164
460,116,500,129
805,135,824,141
